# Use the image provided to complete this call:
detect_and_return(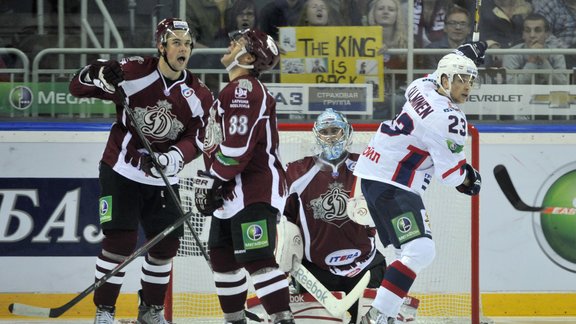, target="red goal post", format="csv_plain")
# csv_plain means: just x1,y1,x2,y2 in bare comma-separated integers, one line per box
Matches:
166,123,482,324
